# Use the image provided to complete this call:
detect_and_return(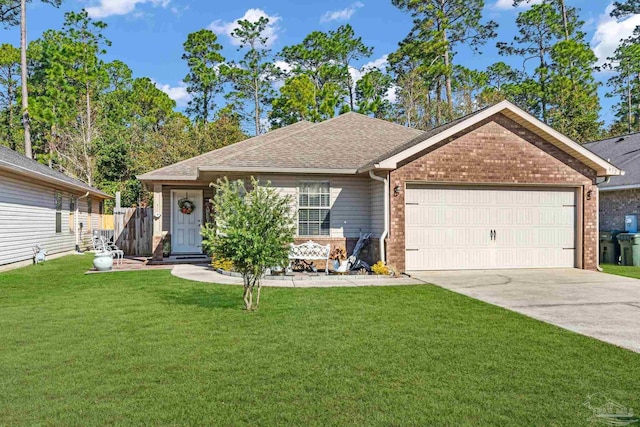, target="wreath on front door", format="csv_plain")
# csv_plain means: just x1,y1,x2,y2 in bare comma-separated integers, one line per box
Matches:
178,198,195,215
